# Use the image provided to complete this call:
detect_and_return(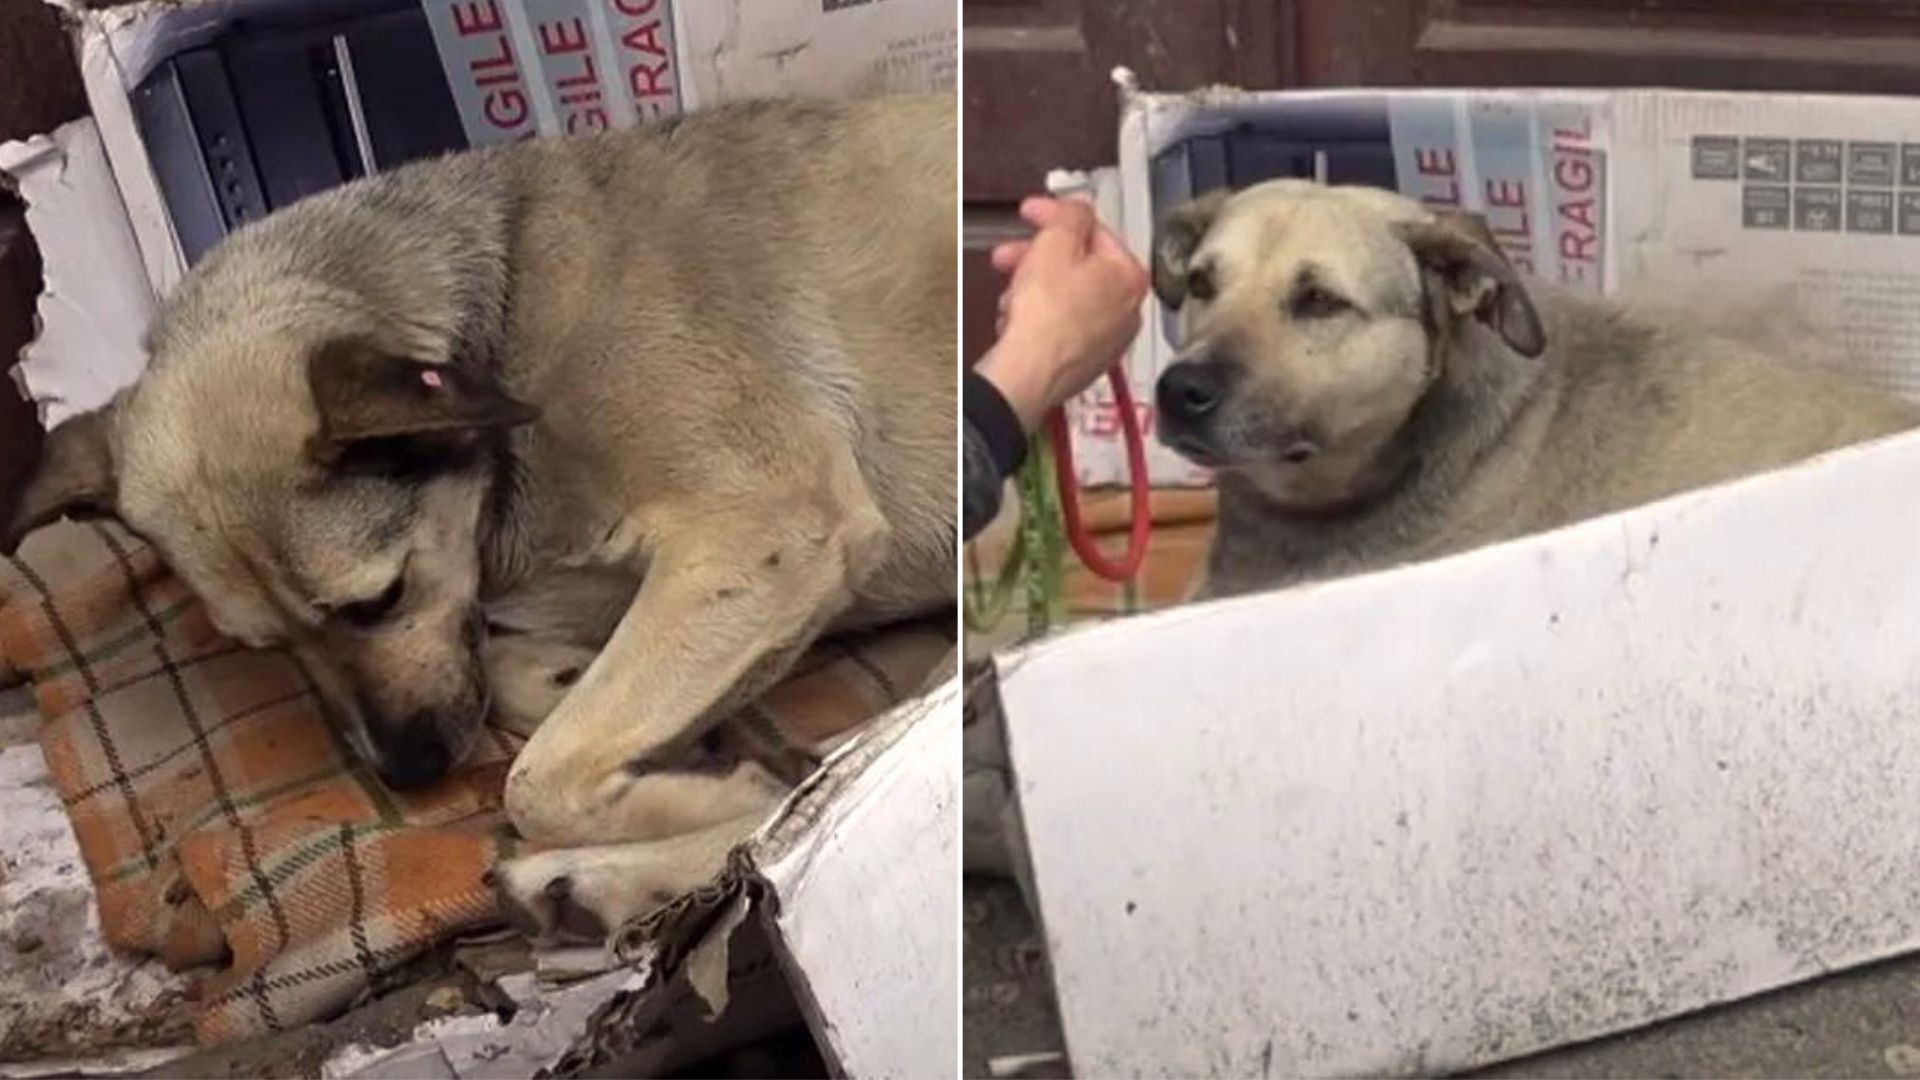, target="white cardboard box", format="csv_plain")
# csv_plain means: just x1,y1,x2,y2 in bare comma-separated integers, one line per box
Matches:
994,427,1920,1078
1066,82,1920,487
